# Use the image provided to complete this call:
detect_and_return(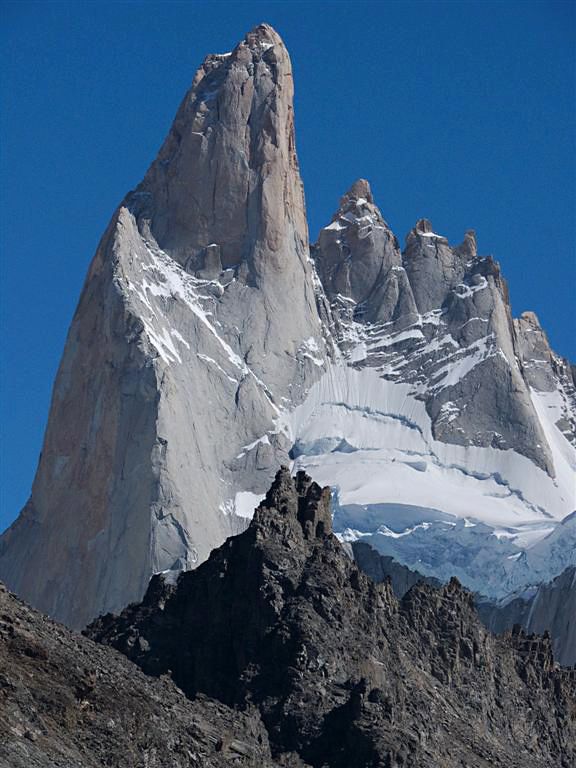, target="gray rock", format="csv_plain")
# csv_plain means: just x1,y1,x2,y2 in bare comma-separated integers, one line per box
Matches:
0,24,573,634
351,540,576,667
313,179,414,328
0,24,326,629
351,539,441,596
313,196,558,472
0,581,276,767
515,310,576,444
